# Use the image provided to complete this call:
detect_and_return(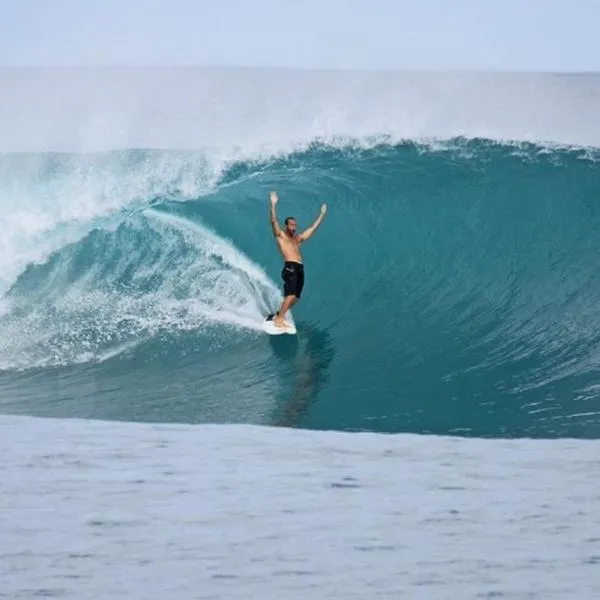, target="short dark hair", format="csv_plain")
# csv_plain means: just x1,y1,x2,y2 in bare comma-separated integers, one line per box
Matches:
285,217,296,225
